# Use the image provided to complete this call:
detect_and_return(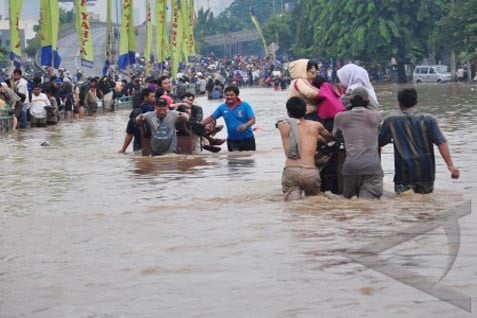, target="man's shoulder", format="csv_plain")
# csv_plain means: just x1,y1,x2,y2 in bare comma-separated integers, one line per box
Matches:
238,100,253,107
383,110,405,122
303,119,324,129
